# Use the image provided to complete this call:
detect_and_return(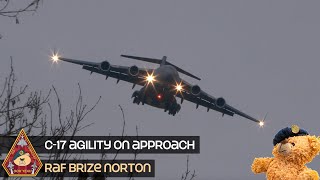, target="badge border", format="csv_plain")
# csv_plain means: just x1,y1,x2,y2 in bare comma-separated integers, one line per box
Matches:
2,129,43,177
